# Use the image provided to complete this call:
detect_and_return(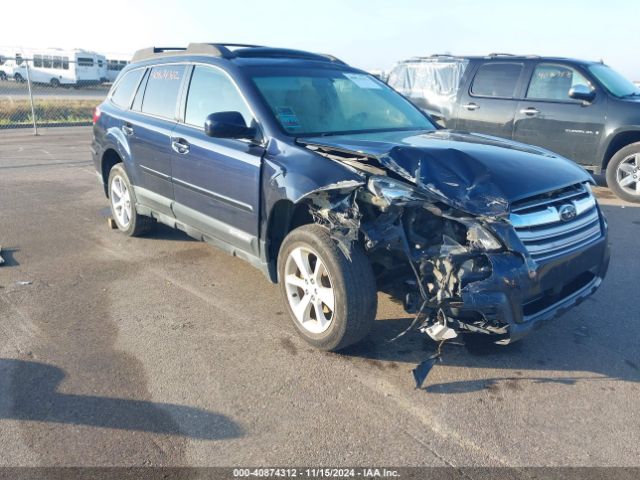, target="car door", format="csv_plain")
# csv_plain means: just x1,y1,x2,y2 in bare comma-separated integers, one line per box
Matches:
125,64,188,216
513,62,606,166
455,61,525,139
170,64,264,256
